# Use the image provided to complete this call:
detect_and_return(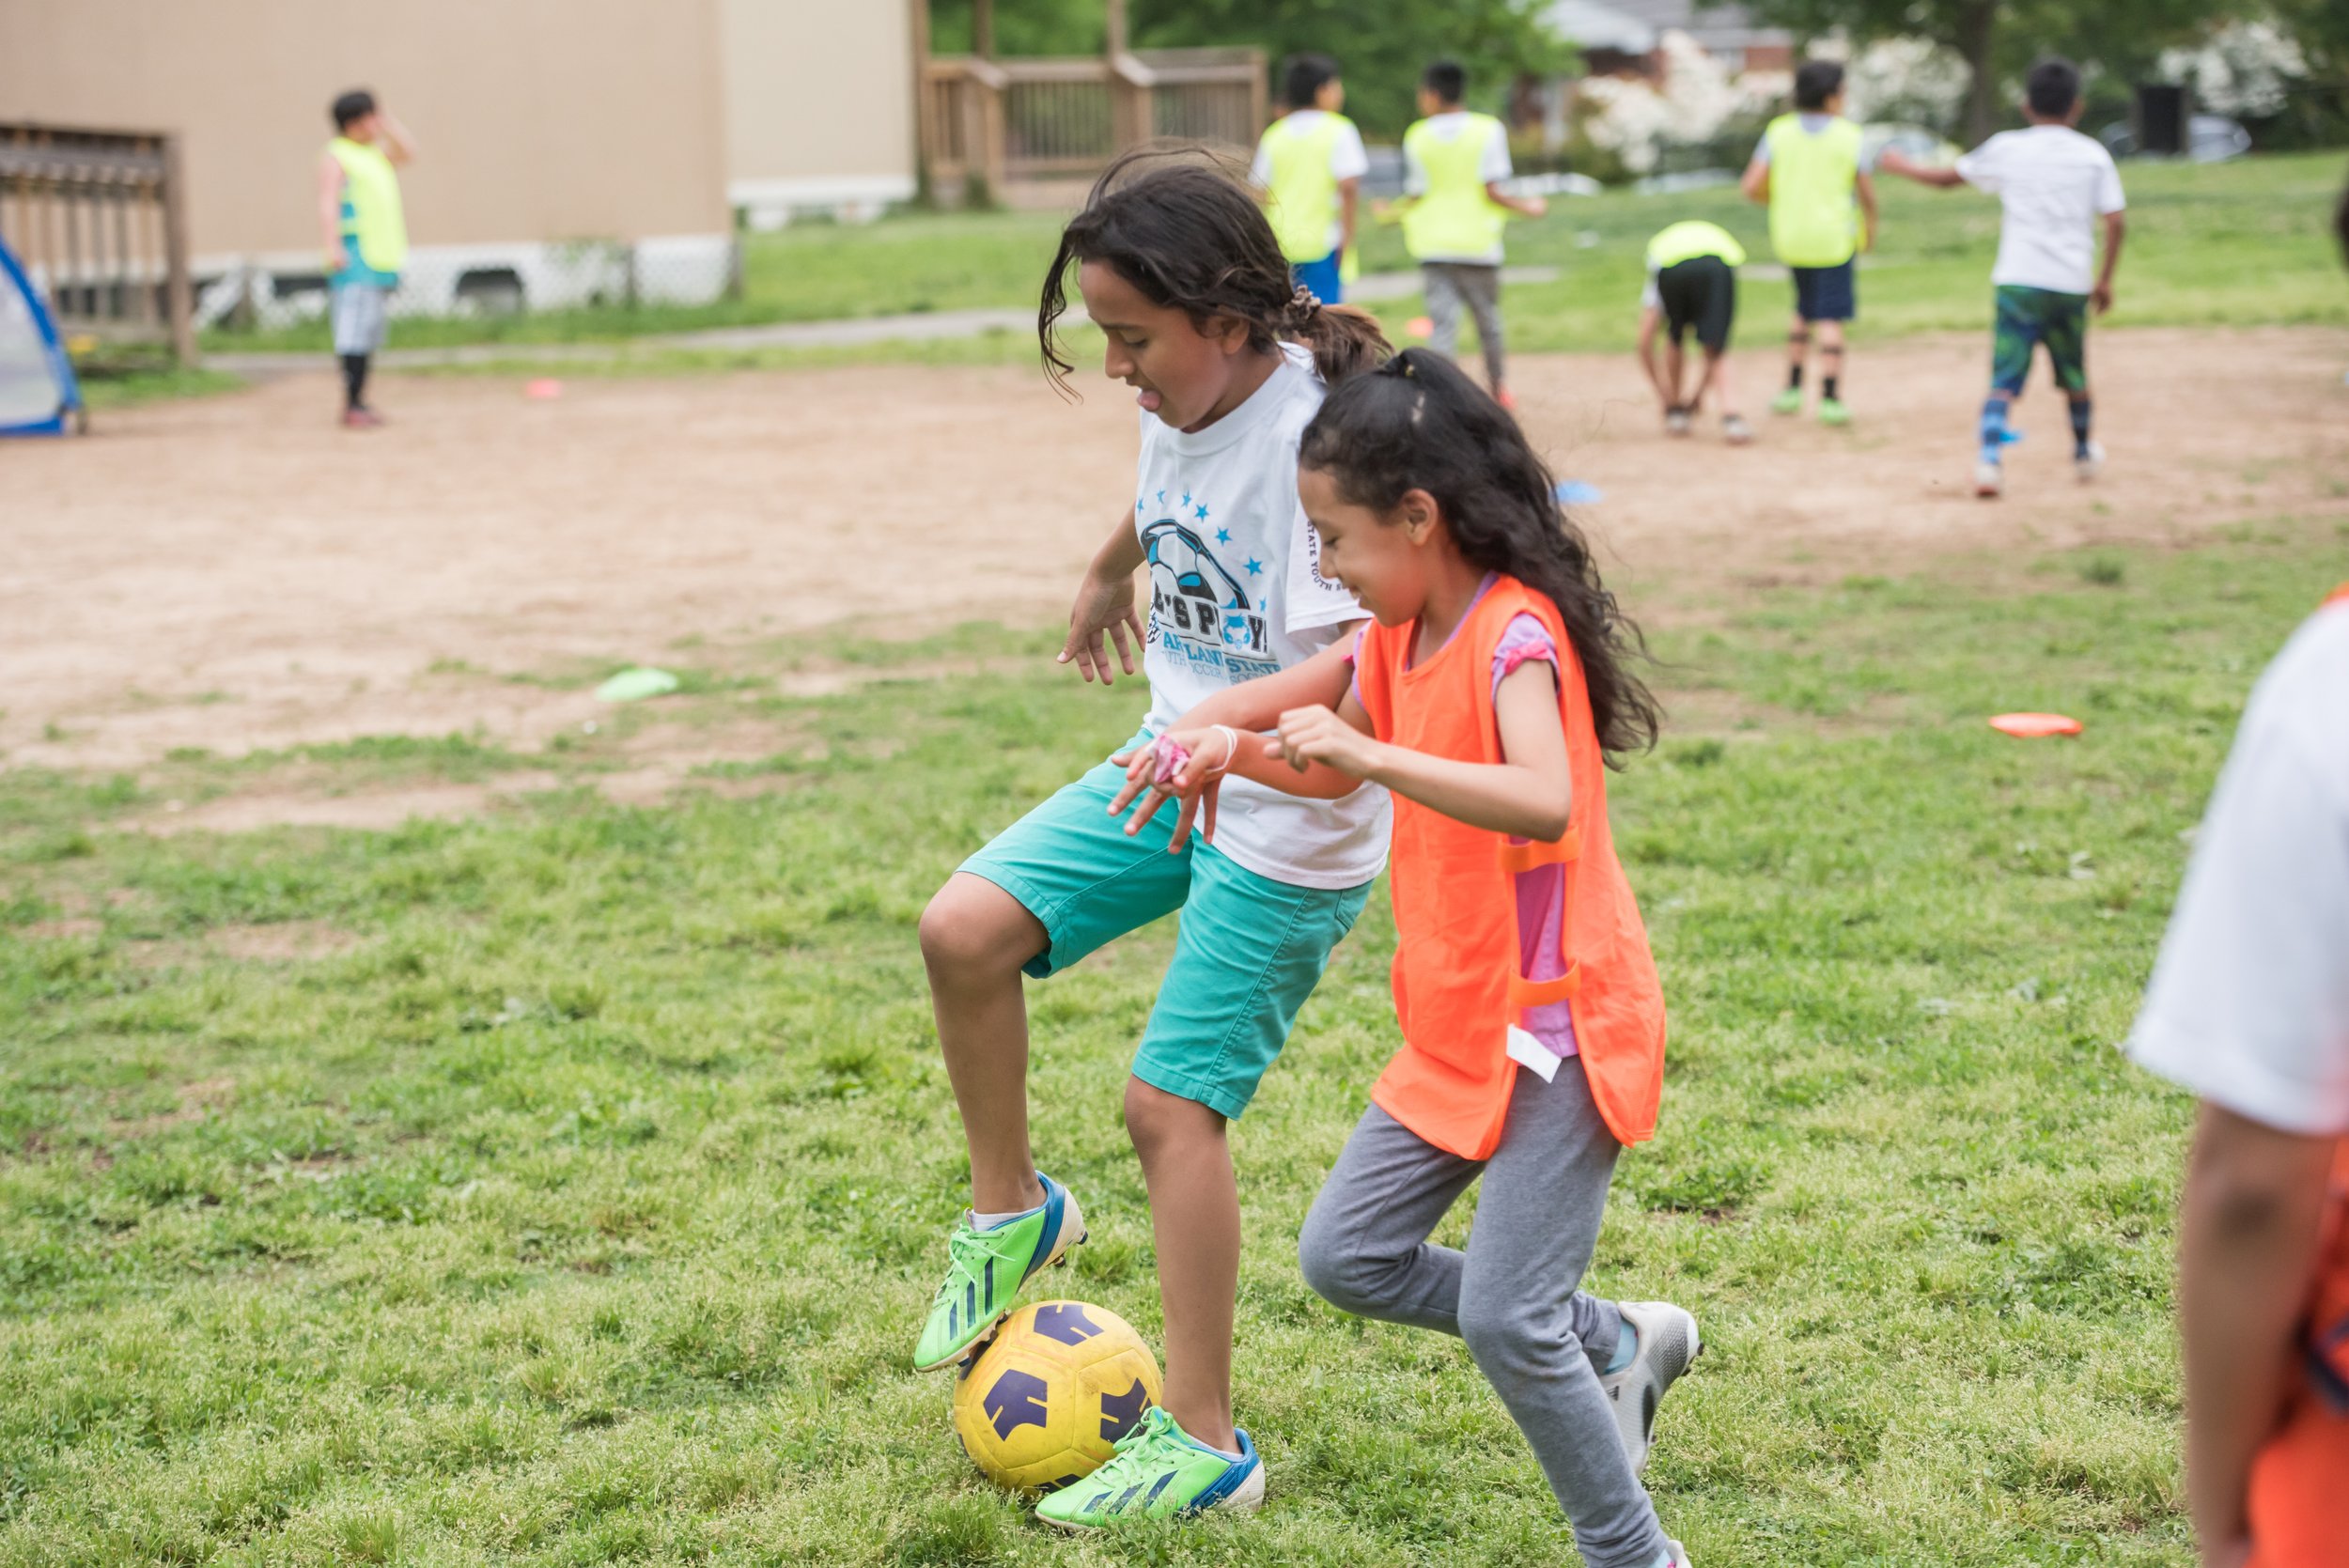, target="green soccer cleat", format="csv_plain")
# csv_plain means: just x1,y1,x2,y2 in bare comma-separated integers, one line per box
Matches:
912,1173,1086,1372
1034,1407,1266,1529
1768,386,1803,416
1816,396,1852,427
